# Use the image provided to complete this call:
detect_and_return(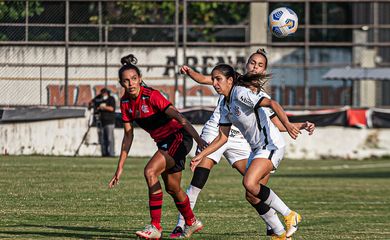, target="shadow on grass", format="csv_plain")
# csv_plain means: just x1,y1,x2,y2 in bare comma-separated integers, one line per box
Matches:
0,224,262,239
0,224,133,239
276,171,390,179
